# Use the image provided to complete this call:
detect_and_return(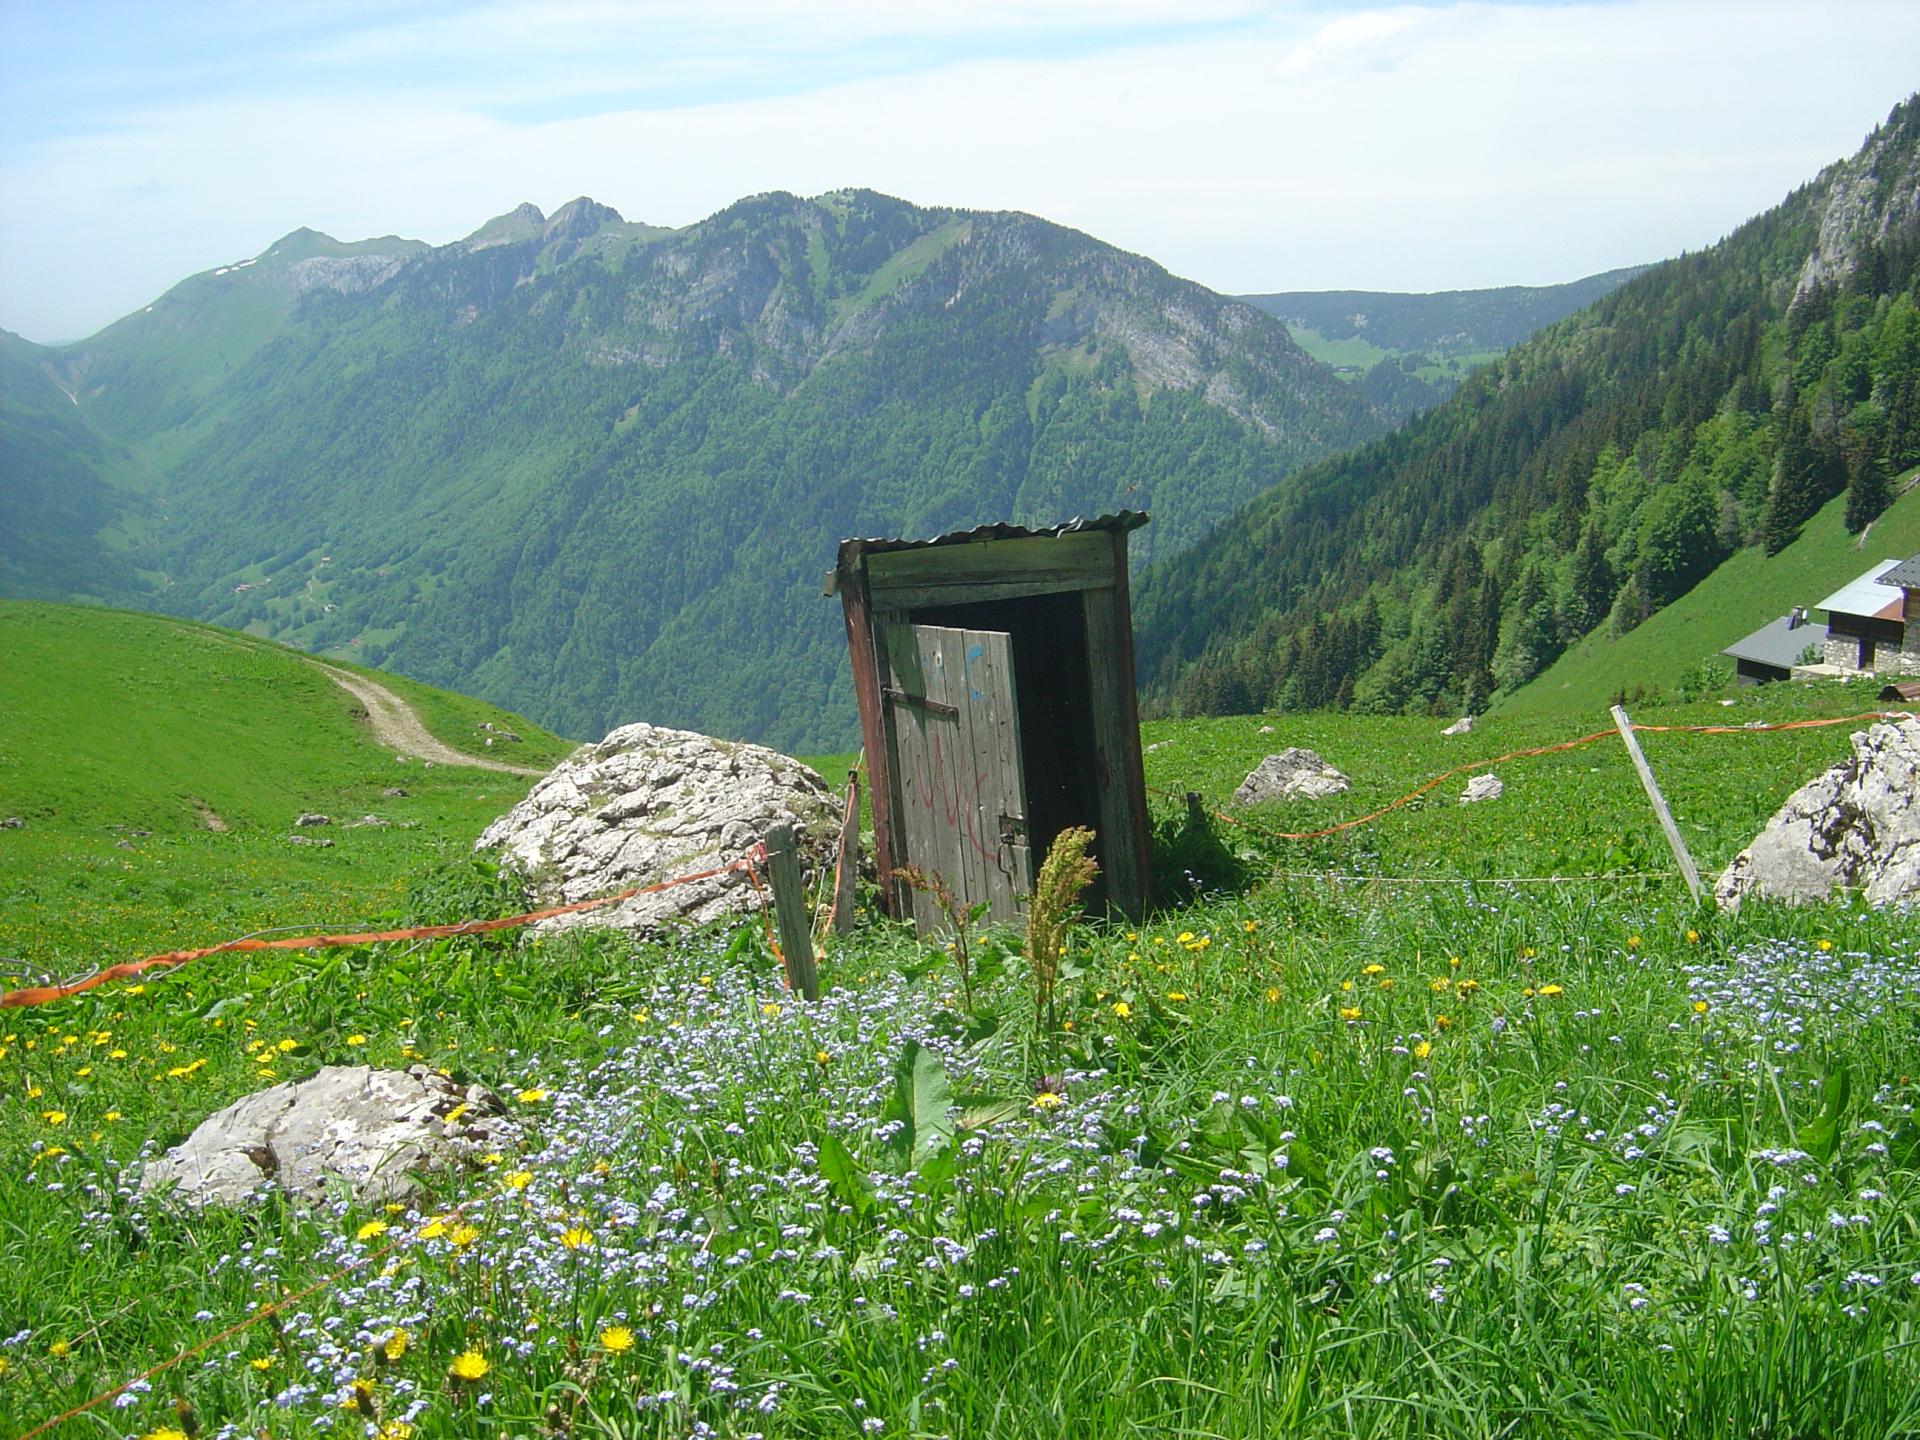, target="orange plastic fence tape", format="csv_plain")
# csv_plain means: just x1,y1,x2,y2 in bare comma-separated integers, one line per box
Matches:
1160,709,1908,845
17,1196,483,1440
1,844,769,1009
